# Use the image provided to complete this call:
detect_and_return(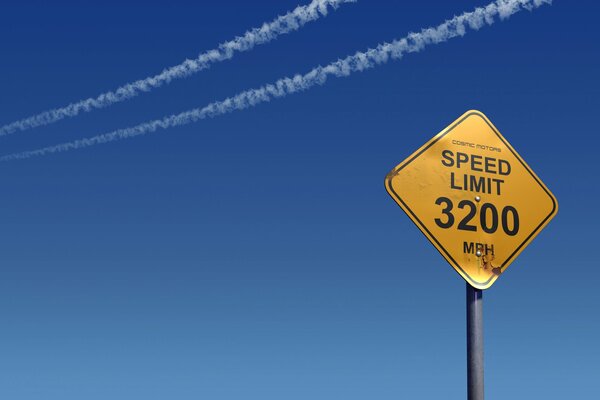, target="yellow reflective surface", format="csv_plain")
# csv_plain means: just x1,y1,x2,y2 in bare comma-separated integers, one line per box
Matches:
385,110,557,289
